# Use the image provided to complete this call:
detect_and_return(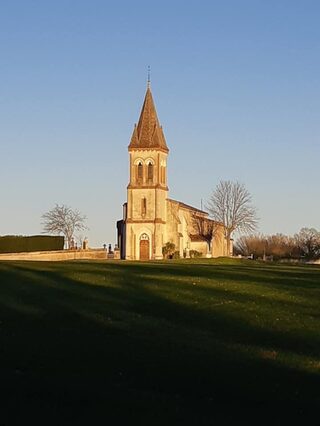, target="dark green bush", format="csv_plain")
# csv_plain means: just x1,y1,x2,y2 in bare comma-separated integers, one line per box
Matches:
0,235,64,253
